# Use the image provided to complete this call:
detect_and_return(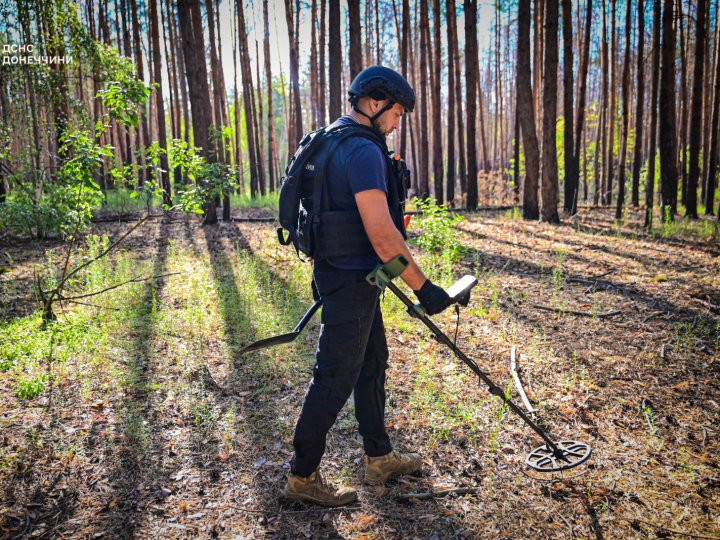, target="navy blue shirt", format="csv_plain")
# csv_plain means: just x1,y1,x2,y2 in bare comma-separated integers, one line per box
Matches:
324,116,388,270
